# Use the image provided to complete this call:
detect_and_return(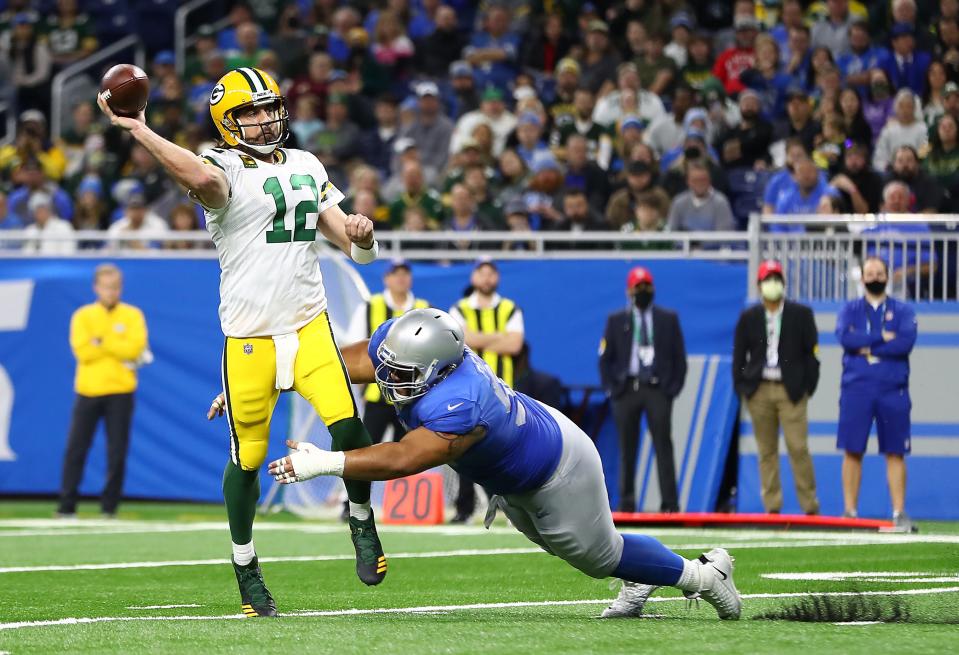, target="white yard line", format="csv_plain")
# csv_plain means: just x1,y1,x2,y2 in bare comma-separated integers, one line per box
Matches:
764,572,959,582
126,604,202,610
833,621,883,626
0,586,956,632
0,548,544,574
